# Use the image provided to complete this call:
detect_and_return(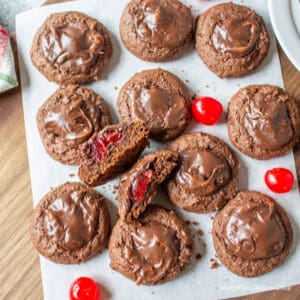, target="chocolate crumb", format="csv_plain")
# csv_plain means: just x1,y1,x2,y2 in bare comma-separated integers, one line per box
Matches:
192,221,199,225
197,229,204,236
69,173,75,177
186,220,191,225
196,253,202,260
210,258,220,269
114,86,118,90
185,79,190,83
210,261,220,269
